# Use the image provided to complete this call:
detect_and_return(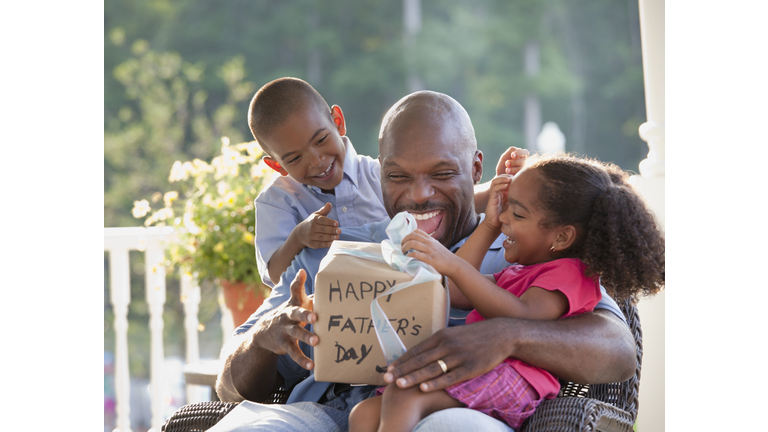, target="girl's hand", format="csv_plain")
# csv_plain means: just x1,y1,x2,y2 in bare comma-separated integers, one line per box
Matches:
496,146,529,176
484,175,513,231
401,229,459,276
